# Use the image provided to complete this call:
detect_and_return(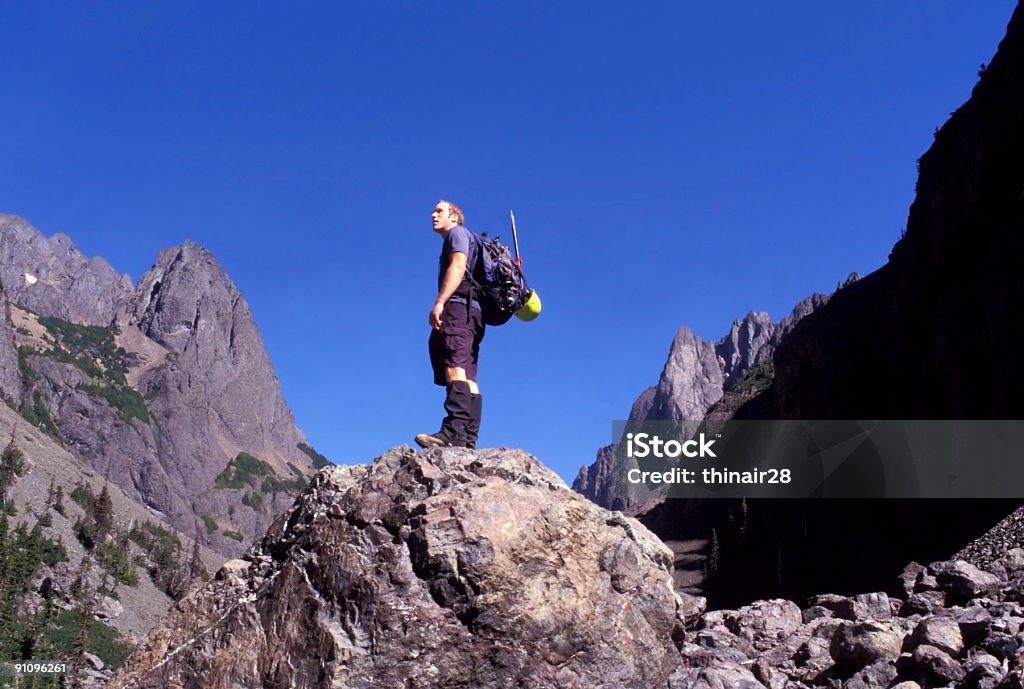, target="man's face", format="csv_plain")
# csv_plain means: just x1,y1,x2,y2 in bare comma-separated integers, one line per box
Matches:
432,203,458,234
